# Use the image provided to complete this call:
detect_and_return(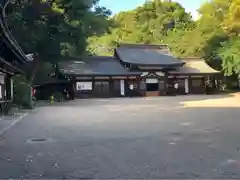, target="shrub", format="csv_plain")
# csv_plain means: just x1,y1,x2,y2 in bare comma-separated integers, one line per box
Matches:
52,92,64,102
13,75,33,109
